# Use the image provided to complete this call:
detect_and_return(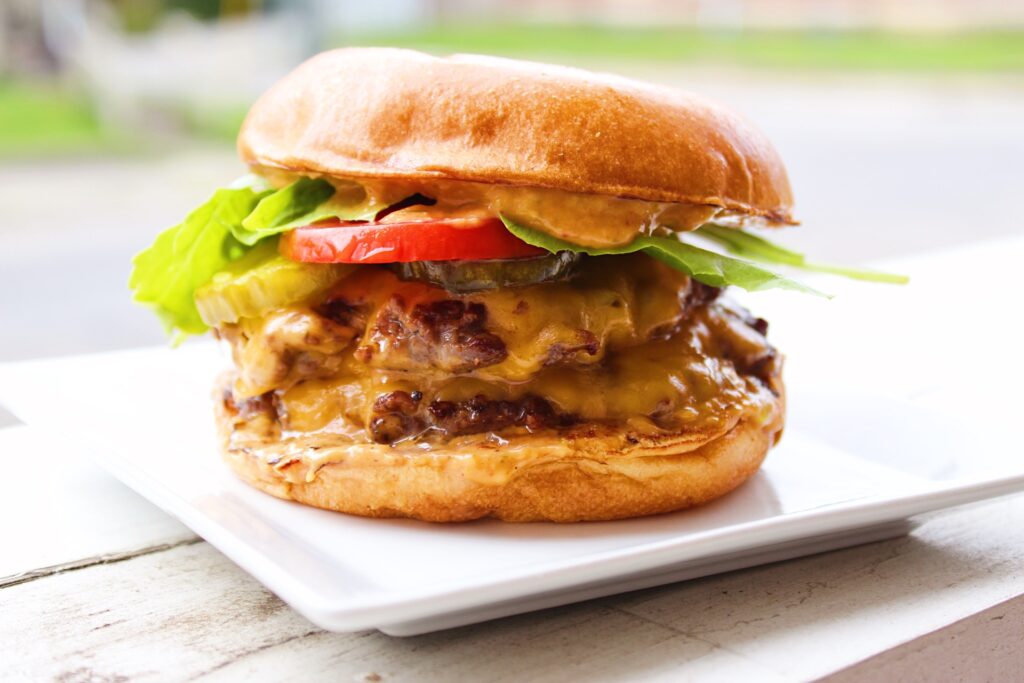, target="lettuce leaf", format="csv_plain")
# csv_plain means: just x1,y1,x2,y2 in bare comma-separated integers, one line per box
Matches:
231,177,383,246
233,177,337,246
129,186,270,342
697,224,909,284
501,216,827,296
265,198,379,232
131,177,393,341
